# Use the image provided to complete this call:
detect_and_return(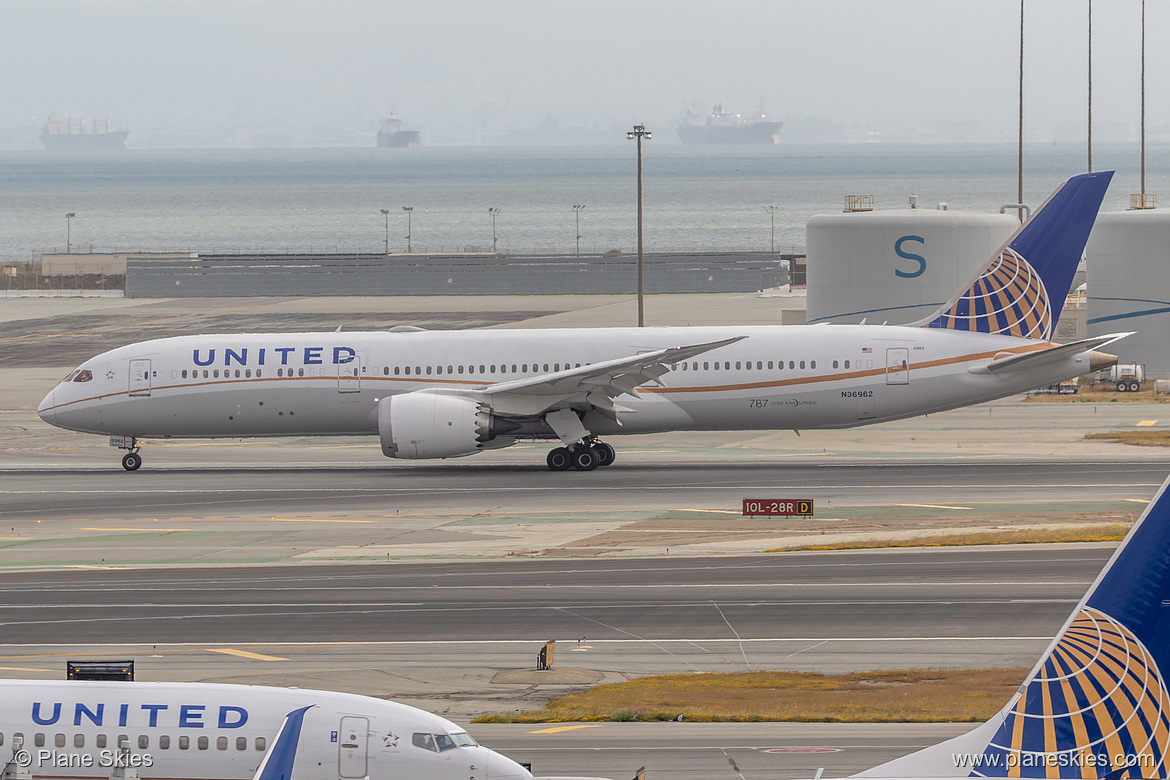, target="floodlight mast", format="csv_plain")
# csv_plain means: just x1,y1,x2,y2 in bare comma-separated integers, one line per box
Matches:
627,124,651,326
